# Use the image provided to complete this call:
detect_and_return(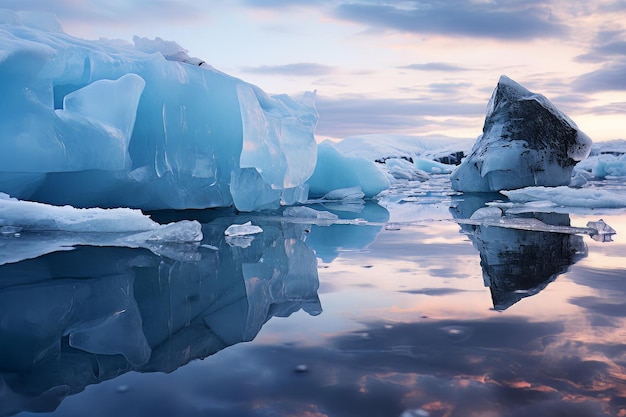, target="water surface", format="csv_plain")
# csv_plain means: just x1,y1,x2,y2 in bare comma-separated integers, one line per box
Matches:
1,179,625,417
